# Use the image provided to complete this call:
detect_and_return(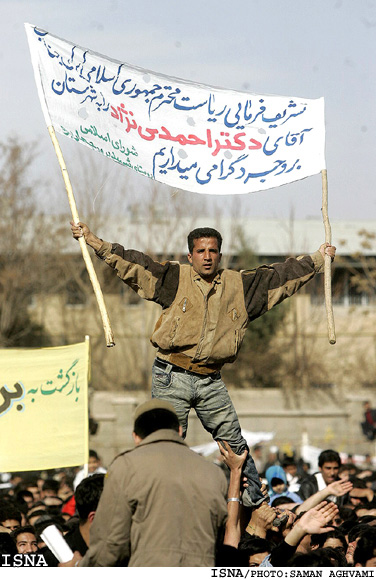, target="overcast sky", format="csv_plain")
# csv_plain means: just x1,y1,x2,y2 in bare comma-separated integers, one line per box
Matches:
1,0,375,223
